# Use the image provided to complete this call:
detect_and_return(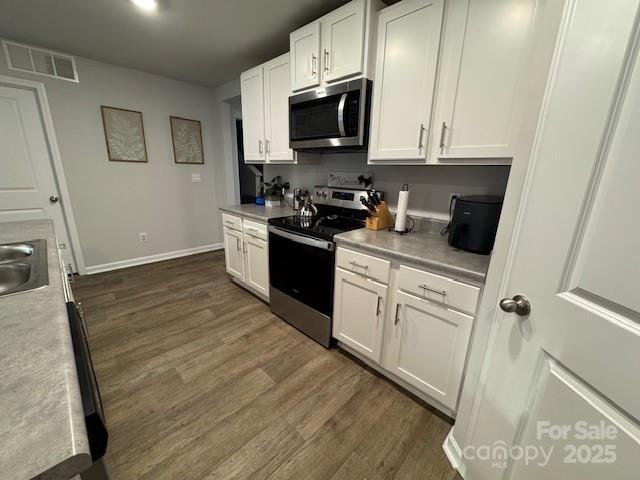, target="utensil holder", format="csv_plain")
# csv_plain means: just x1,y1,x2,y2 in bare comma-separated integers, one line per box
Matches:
366,201,395,231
